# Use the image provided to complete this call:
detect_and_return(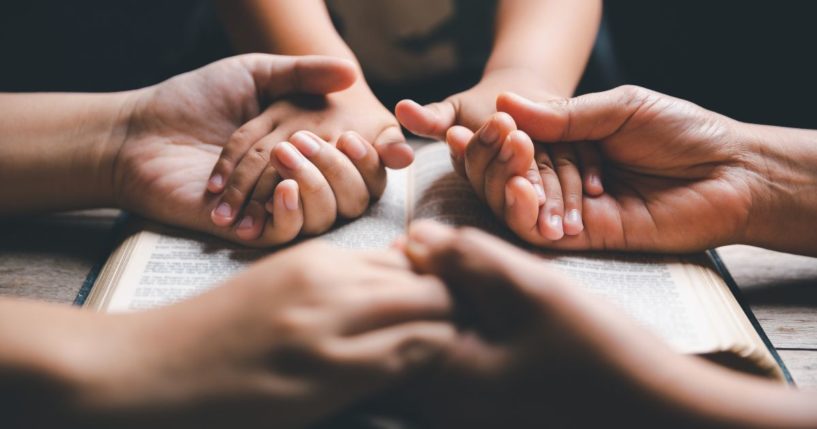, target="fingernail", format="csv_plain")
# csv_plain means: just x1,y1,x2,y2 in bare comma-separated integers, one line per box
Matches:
282,189,299,211
566,209,582,226
237,215,254,230
276,142,304,170
480,121,499,145
498,141,514,162
342,134,368,160
549,214,563,231
505,184,516,206
292,132,321,157
214,202,232,219
407,220,453,246
535,184,546,201
209,174,223,190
